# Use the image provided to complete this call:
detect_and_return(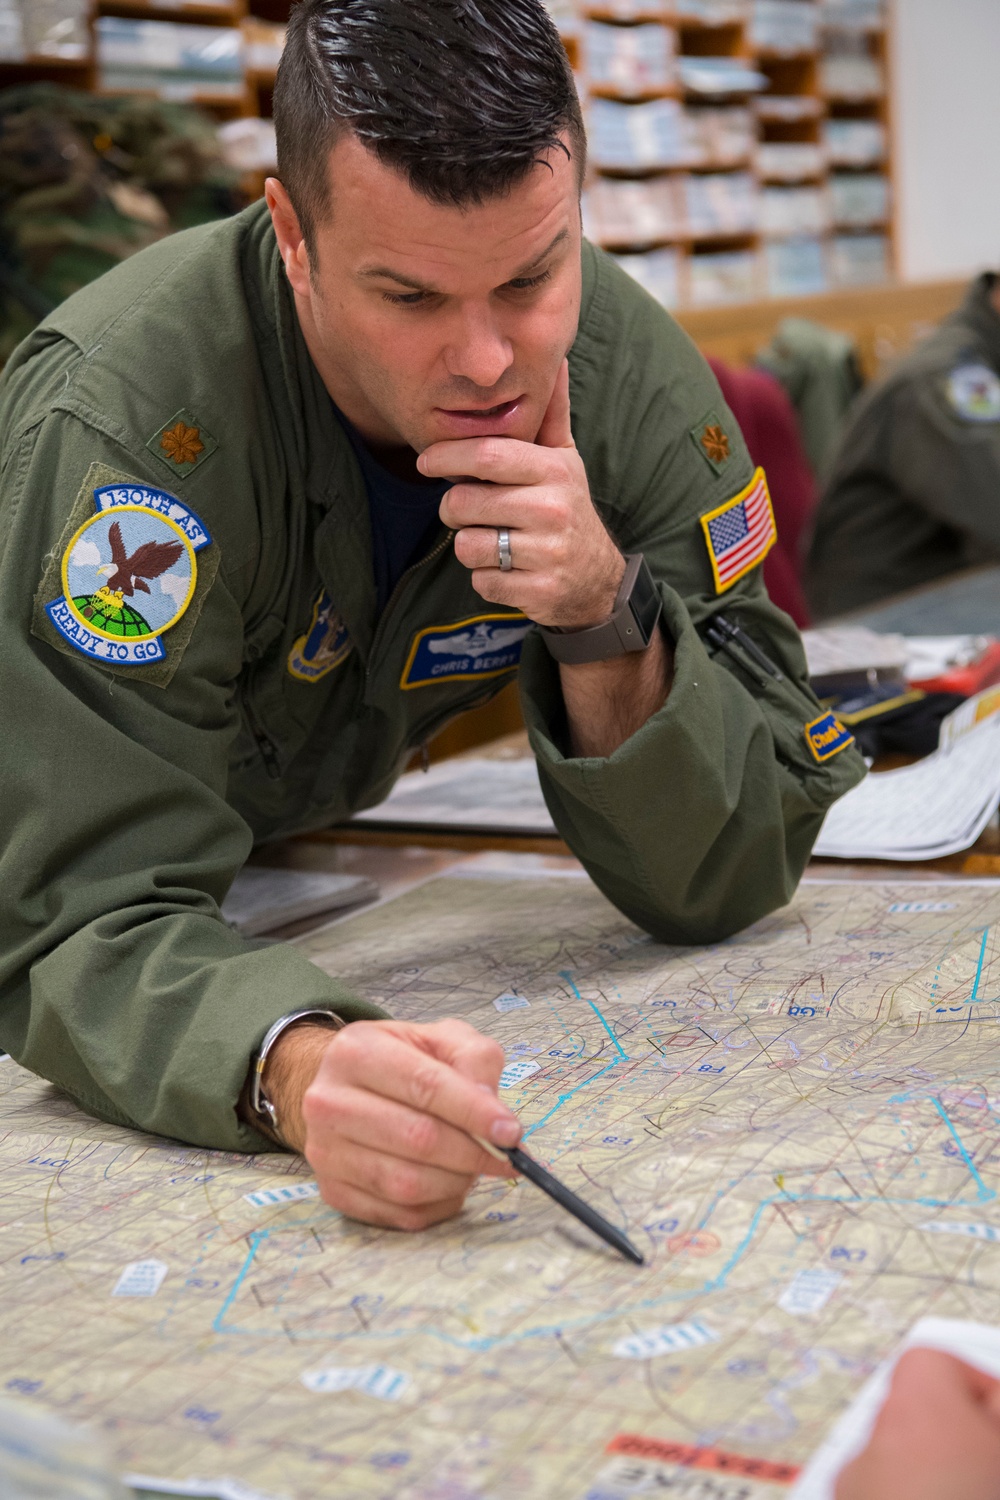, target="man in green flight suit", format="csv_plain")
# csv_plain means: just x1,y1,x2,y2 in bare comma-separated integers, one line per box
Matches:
0,0,863,1232
807,272,1000,619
